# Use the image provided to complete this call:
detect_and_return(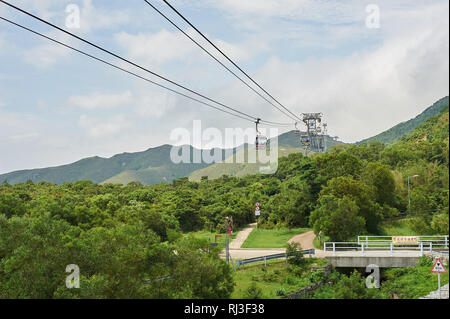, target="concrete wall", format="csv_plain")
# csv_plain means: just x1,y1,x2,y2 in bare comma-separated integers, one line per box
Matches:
326,256,420,268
